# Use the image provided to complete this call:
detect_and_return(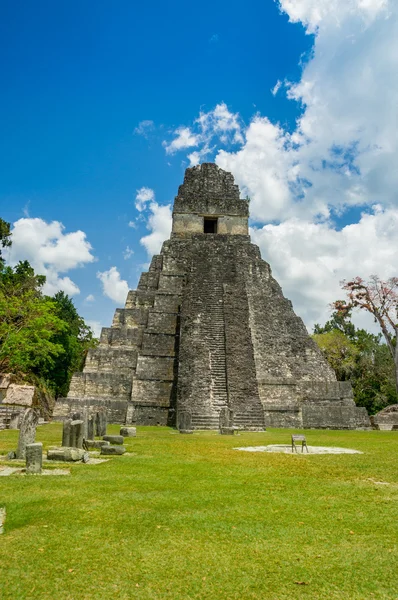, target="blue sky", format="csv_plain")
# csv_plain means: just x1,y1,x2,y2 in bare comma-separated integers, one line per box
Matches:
1,0,397,334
